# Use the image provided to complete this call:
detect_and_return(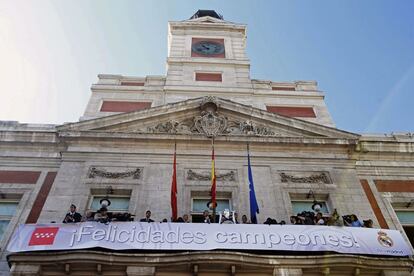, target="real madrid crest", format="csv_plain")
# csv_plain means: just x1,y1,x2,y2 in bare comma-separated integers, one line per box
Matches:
377,231,394,248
